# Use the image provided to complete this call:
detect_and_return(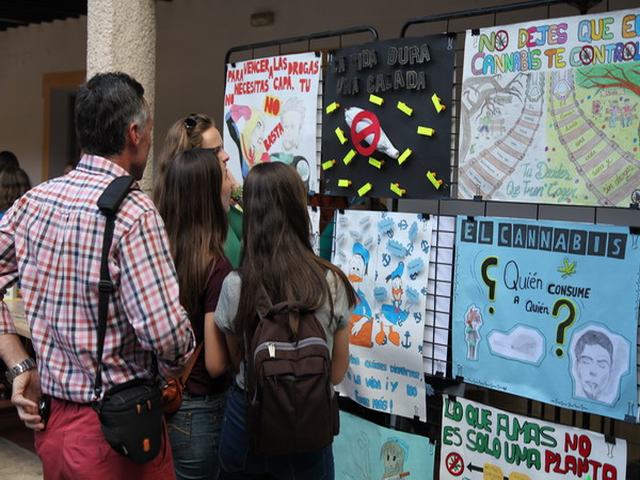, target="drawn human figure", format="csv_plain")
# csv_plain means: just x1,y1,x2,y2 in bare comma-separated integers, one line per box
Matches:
621,98,635,128
379,262,408,347
592,99,601,117
380,439,409,480
347,242,374,348
607,100,620,129
572,329,613,401
267,97,312,189
464,305,483,360
280,97,304,152
478,113,491,134
225,104,269,179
